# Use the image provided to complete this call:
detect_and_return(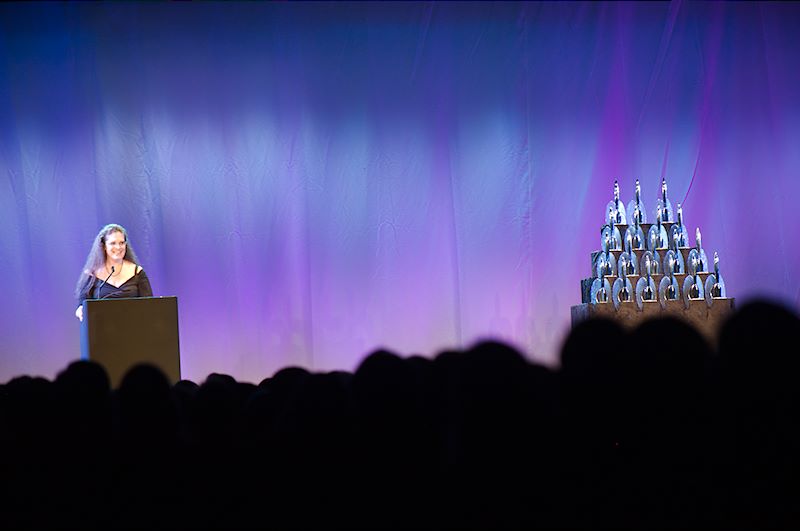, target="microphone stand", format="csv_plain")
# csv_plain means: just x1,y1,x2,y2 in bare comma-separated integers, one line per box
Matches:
95,266,115,299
